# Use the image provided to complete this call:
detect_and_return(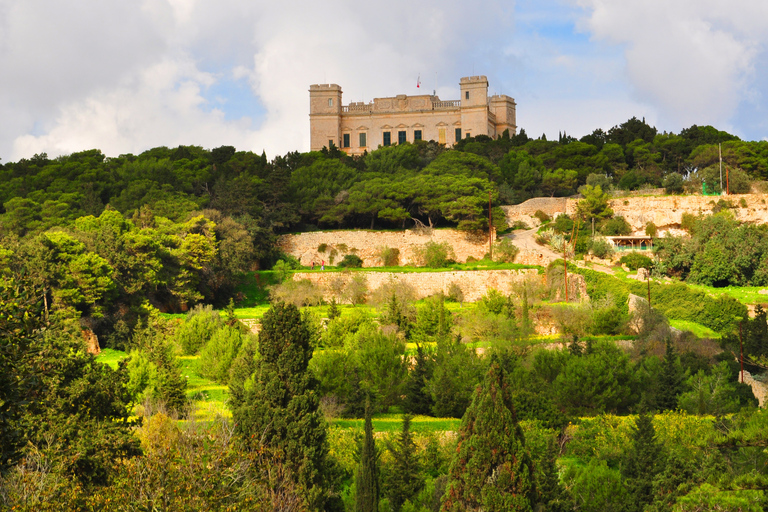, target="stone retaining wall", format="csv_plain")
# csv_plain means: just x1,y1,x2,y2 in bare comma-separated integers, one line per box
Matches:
504,193,768,234
291,269,542,303
278,229,492,267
